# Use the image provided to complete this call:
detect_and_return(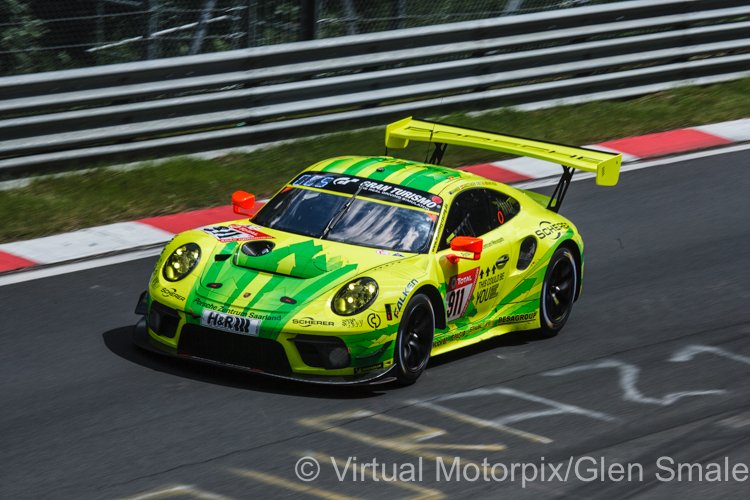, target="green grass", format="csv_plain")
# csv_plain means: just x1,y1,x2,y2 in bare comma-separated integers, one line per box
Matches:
2,77,750,243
